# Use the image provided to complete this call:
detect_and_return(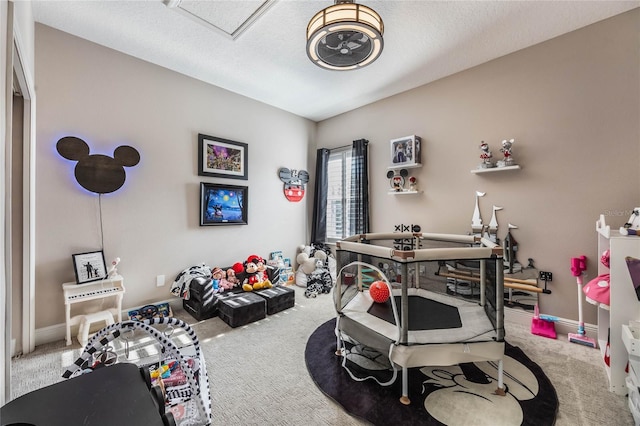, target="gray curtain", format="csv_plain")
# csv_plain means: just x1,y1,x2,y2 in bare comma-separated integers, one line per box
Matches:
350,139,370,235
311,148,330,243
